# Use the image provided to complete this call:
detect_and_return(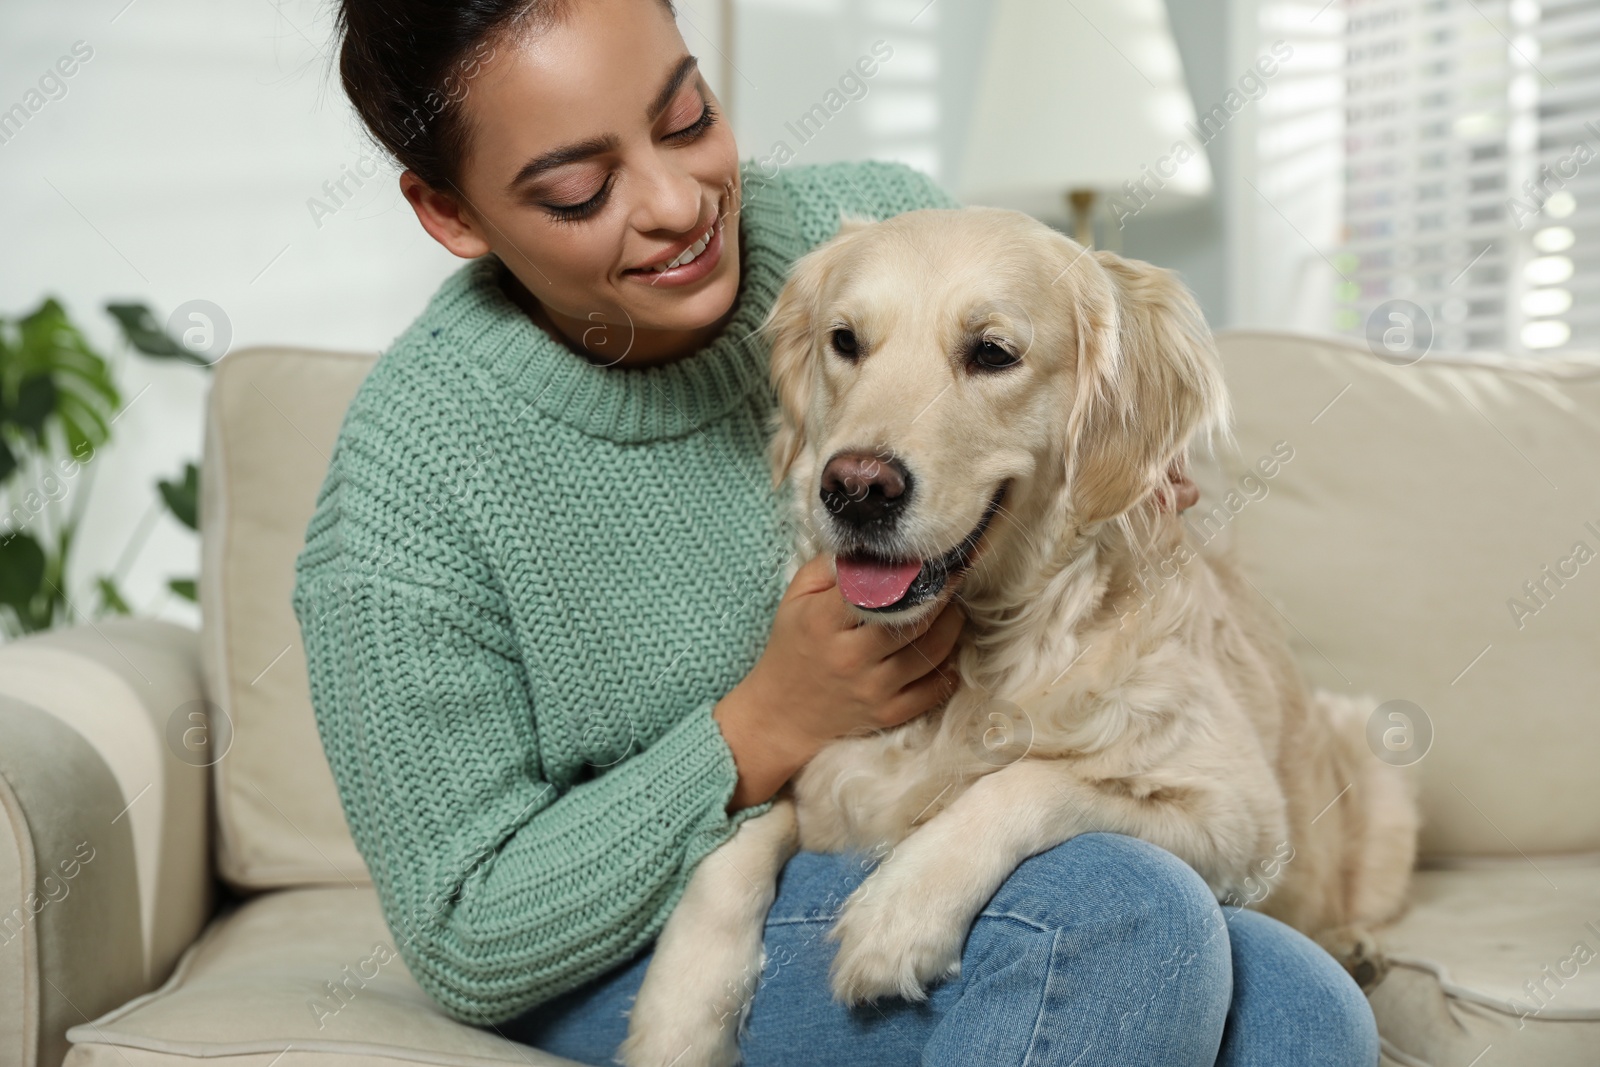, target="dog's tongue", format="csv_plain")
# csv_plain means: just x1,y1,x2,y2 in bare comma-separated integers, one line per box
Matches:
836,556,923,609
